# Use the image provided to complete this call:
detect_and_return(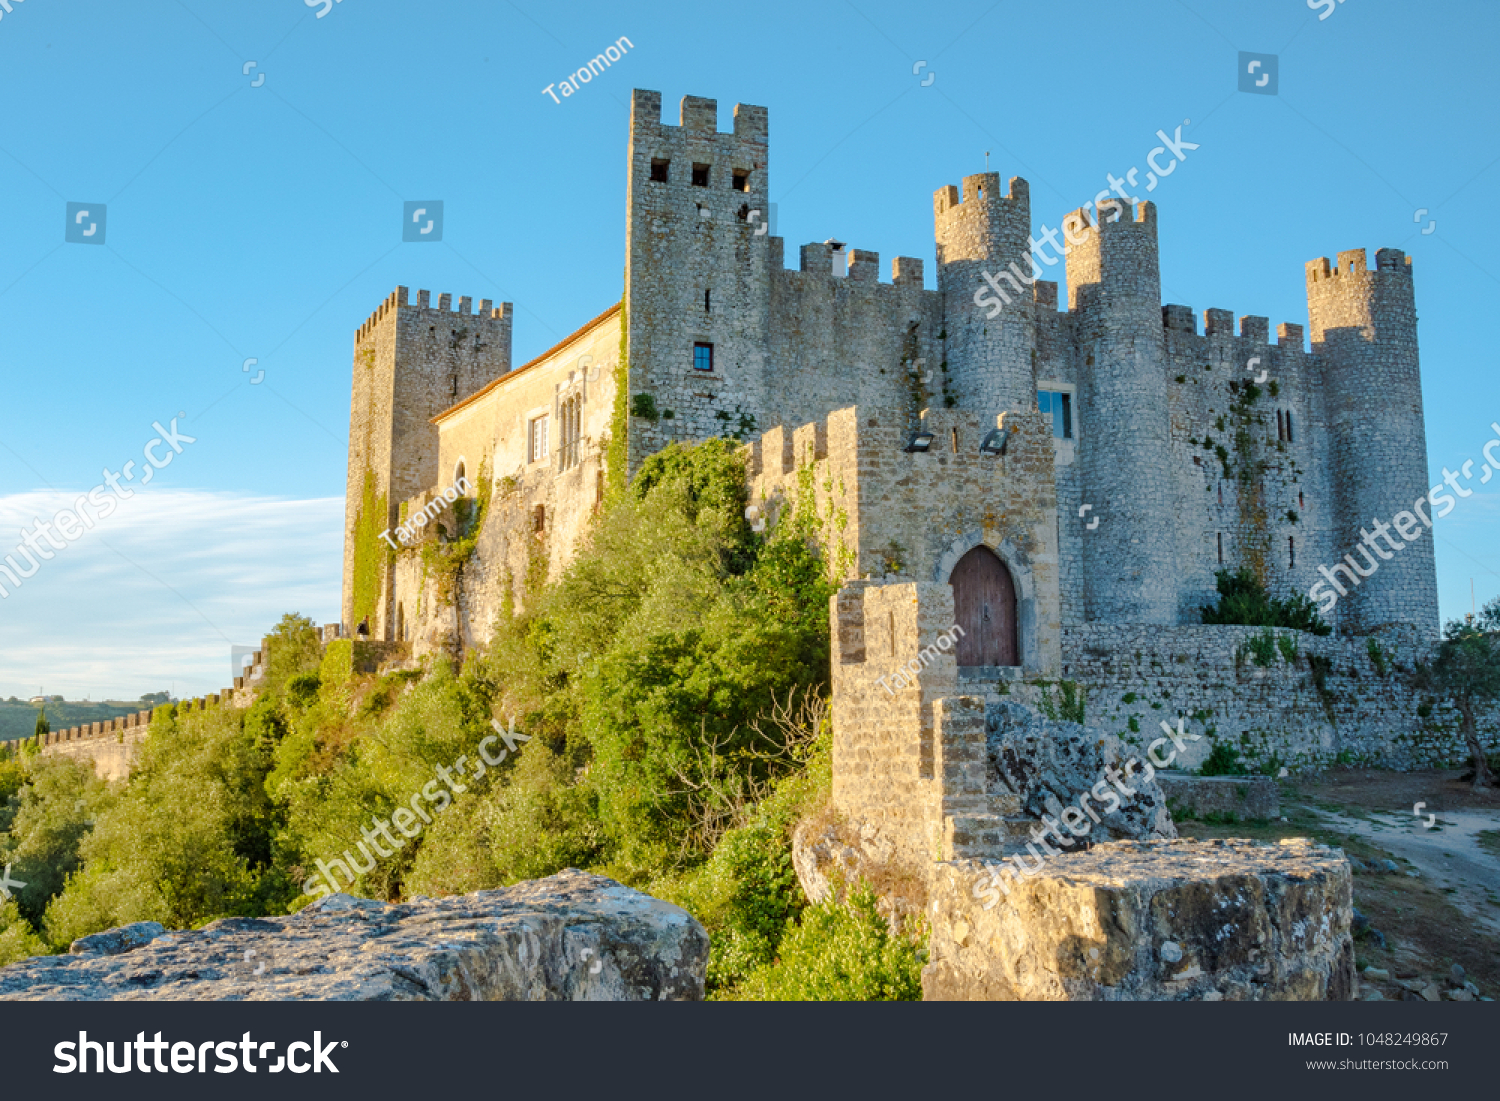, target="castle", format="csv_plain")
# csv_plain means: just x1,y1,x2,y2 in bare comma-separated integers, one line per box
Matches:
341,88,1439,673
